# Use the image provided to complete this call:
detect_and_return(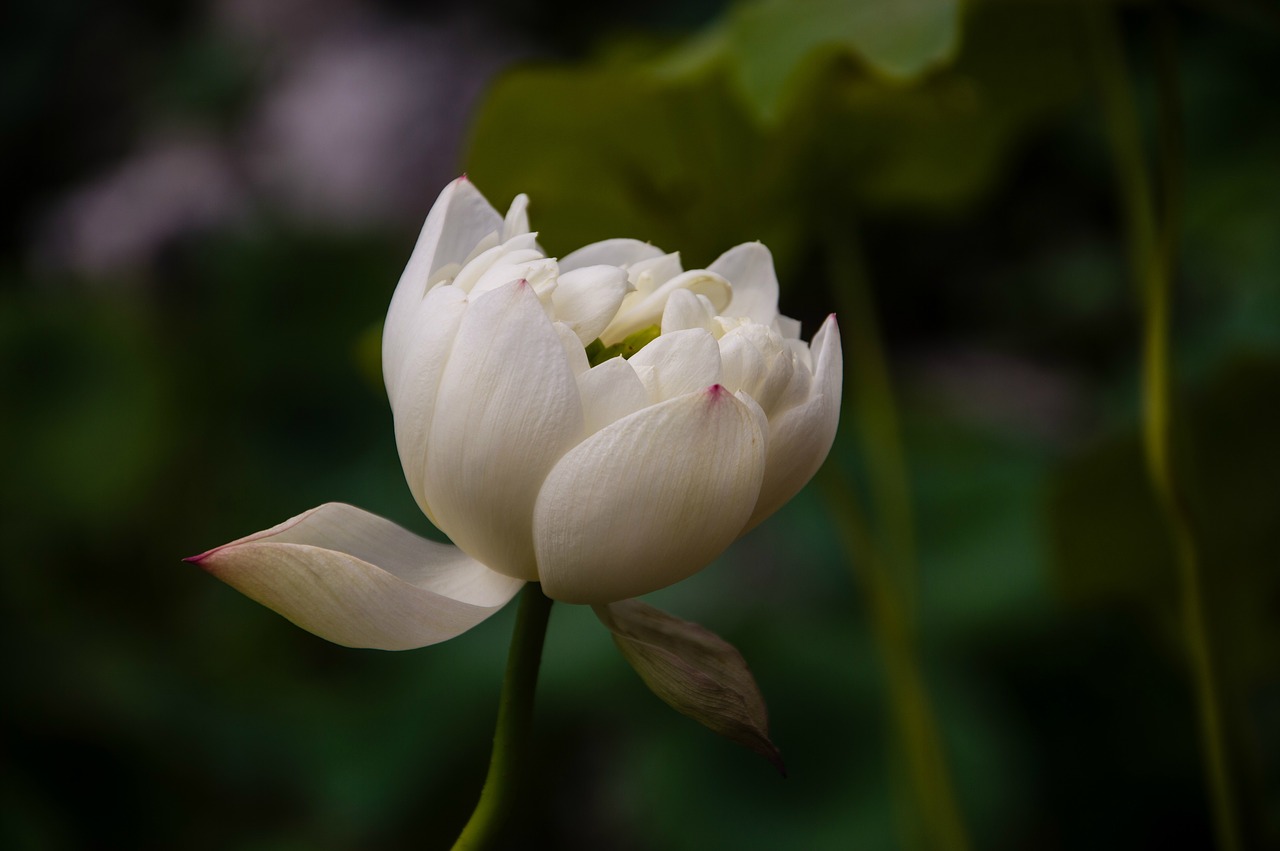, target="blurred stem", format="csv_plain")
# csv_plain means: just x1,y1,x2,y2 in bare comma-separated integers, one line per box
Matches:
453,584,554,851
820,220,966,851
1086,5,1242,851
825,225,919,615
820,471,969,851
